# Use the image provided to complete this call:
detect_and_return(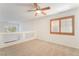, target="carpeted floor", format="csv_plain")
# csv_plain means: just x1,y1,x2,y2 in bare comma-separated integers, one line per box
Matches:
0,39,79,56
